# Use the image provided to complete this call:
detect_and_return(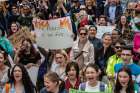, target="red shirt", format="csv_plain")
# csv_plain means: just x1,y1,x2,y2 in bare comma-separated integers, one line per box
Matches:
65,78,80,91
